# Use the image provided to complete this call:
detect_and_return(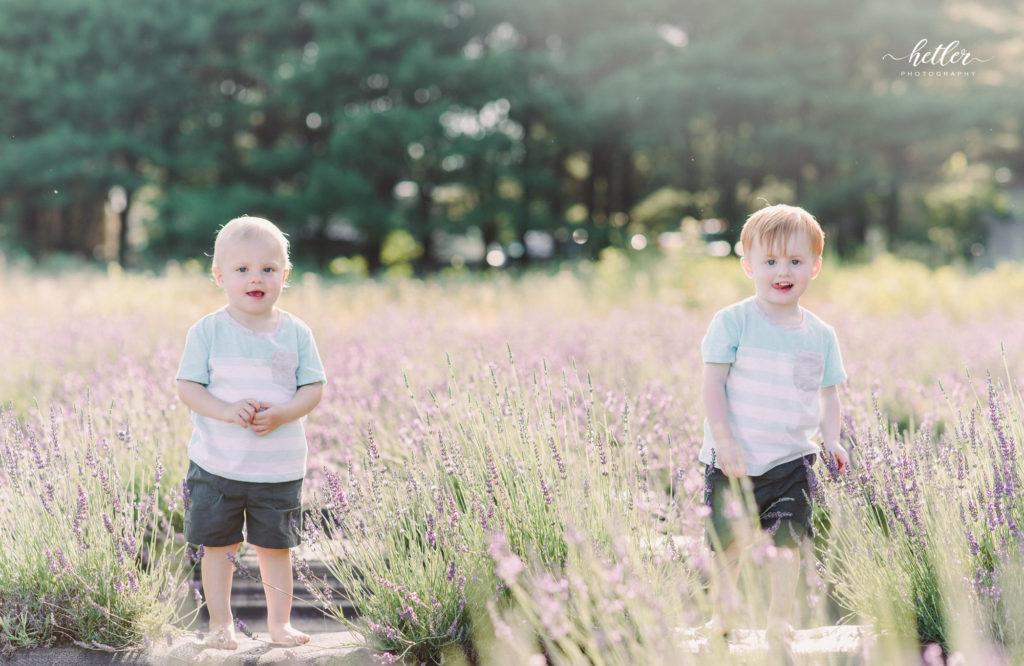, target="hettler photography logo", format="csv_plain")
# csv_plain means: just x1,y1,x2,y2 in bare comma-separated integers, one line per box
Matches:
882,38,992,77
